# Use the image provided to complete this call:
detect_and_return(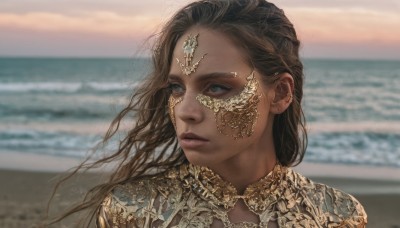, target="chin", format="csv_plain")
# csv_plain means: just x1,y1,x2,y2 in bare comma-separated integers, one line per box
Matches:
184,152,218,167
